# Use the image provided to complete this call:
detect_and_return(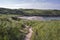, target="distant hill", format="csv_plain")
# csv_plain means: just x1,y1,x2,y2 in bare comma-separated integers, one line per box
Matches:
0,8,60,16
0,8,24,15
